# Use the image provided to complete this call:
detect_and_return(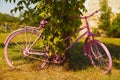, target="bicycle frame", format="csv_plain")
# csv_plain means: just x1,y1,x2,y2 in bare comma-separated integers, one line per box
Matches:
62,10,99,51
